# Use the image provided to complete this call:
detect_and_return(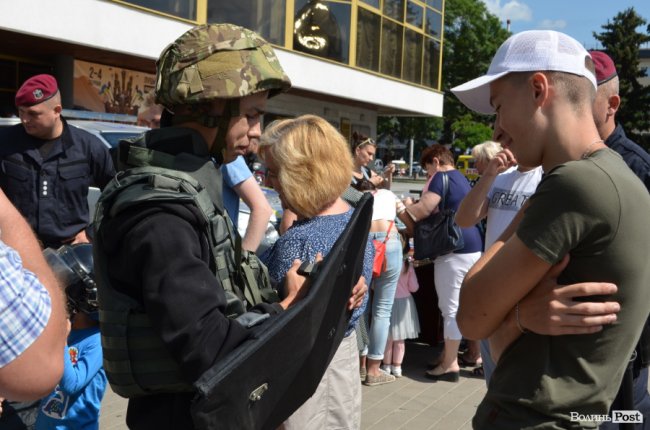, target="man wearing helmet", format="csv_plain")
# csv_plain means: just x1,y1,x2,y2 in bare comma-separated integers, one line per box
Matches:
93,24,365,430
